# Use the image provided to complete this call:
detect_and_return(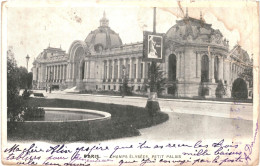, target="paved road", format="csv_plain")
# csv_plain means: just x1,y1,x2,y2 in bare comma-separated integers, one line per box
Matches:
34,91,254,142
